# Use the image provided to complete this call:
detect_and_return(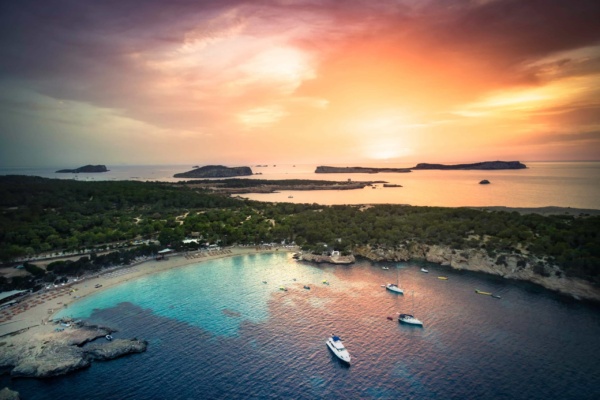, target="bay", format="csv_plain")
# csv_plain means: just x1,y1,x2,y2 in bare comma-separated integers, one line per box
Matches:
3,253,599,400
